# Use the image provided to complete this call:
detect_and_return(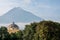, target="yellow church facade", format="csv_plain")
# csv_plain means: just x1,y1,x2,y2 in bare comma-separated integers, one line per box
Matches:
7,22,19,34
